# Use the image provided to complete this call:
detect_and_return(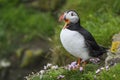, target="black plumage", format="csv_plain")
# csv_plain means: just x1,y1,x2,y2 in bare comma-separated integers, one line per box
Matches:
67,21,107,57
